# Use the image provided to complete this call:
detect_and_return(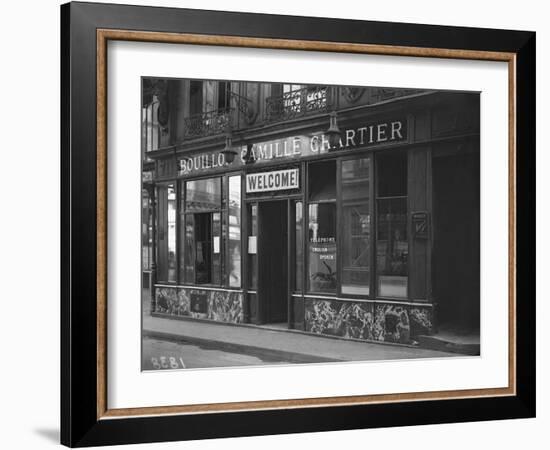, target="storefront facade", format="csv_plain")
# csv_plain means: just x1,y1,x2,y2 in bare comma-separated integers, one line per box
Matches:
143,80,480,344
